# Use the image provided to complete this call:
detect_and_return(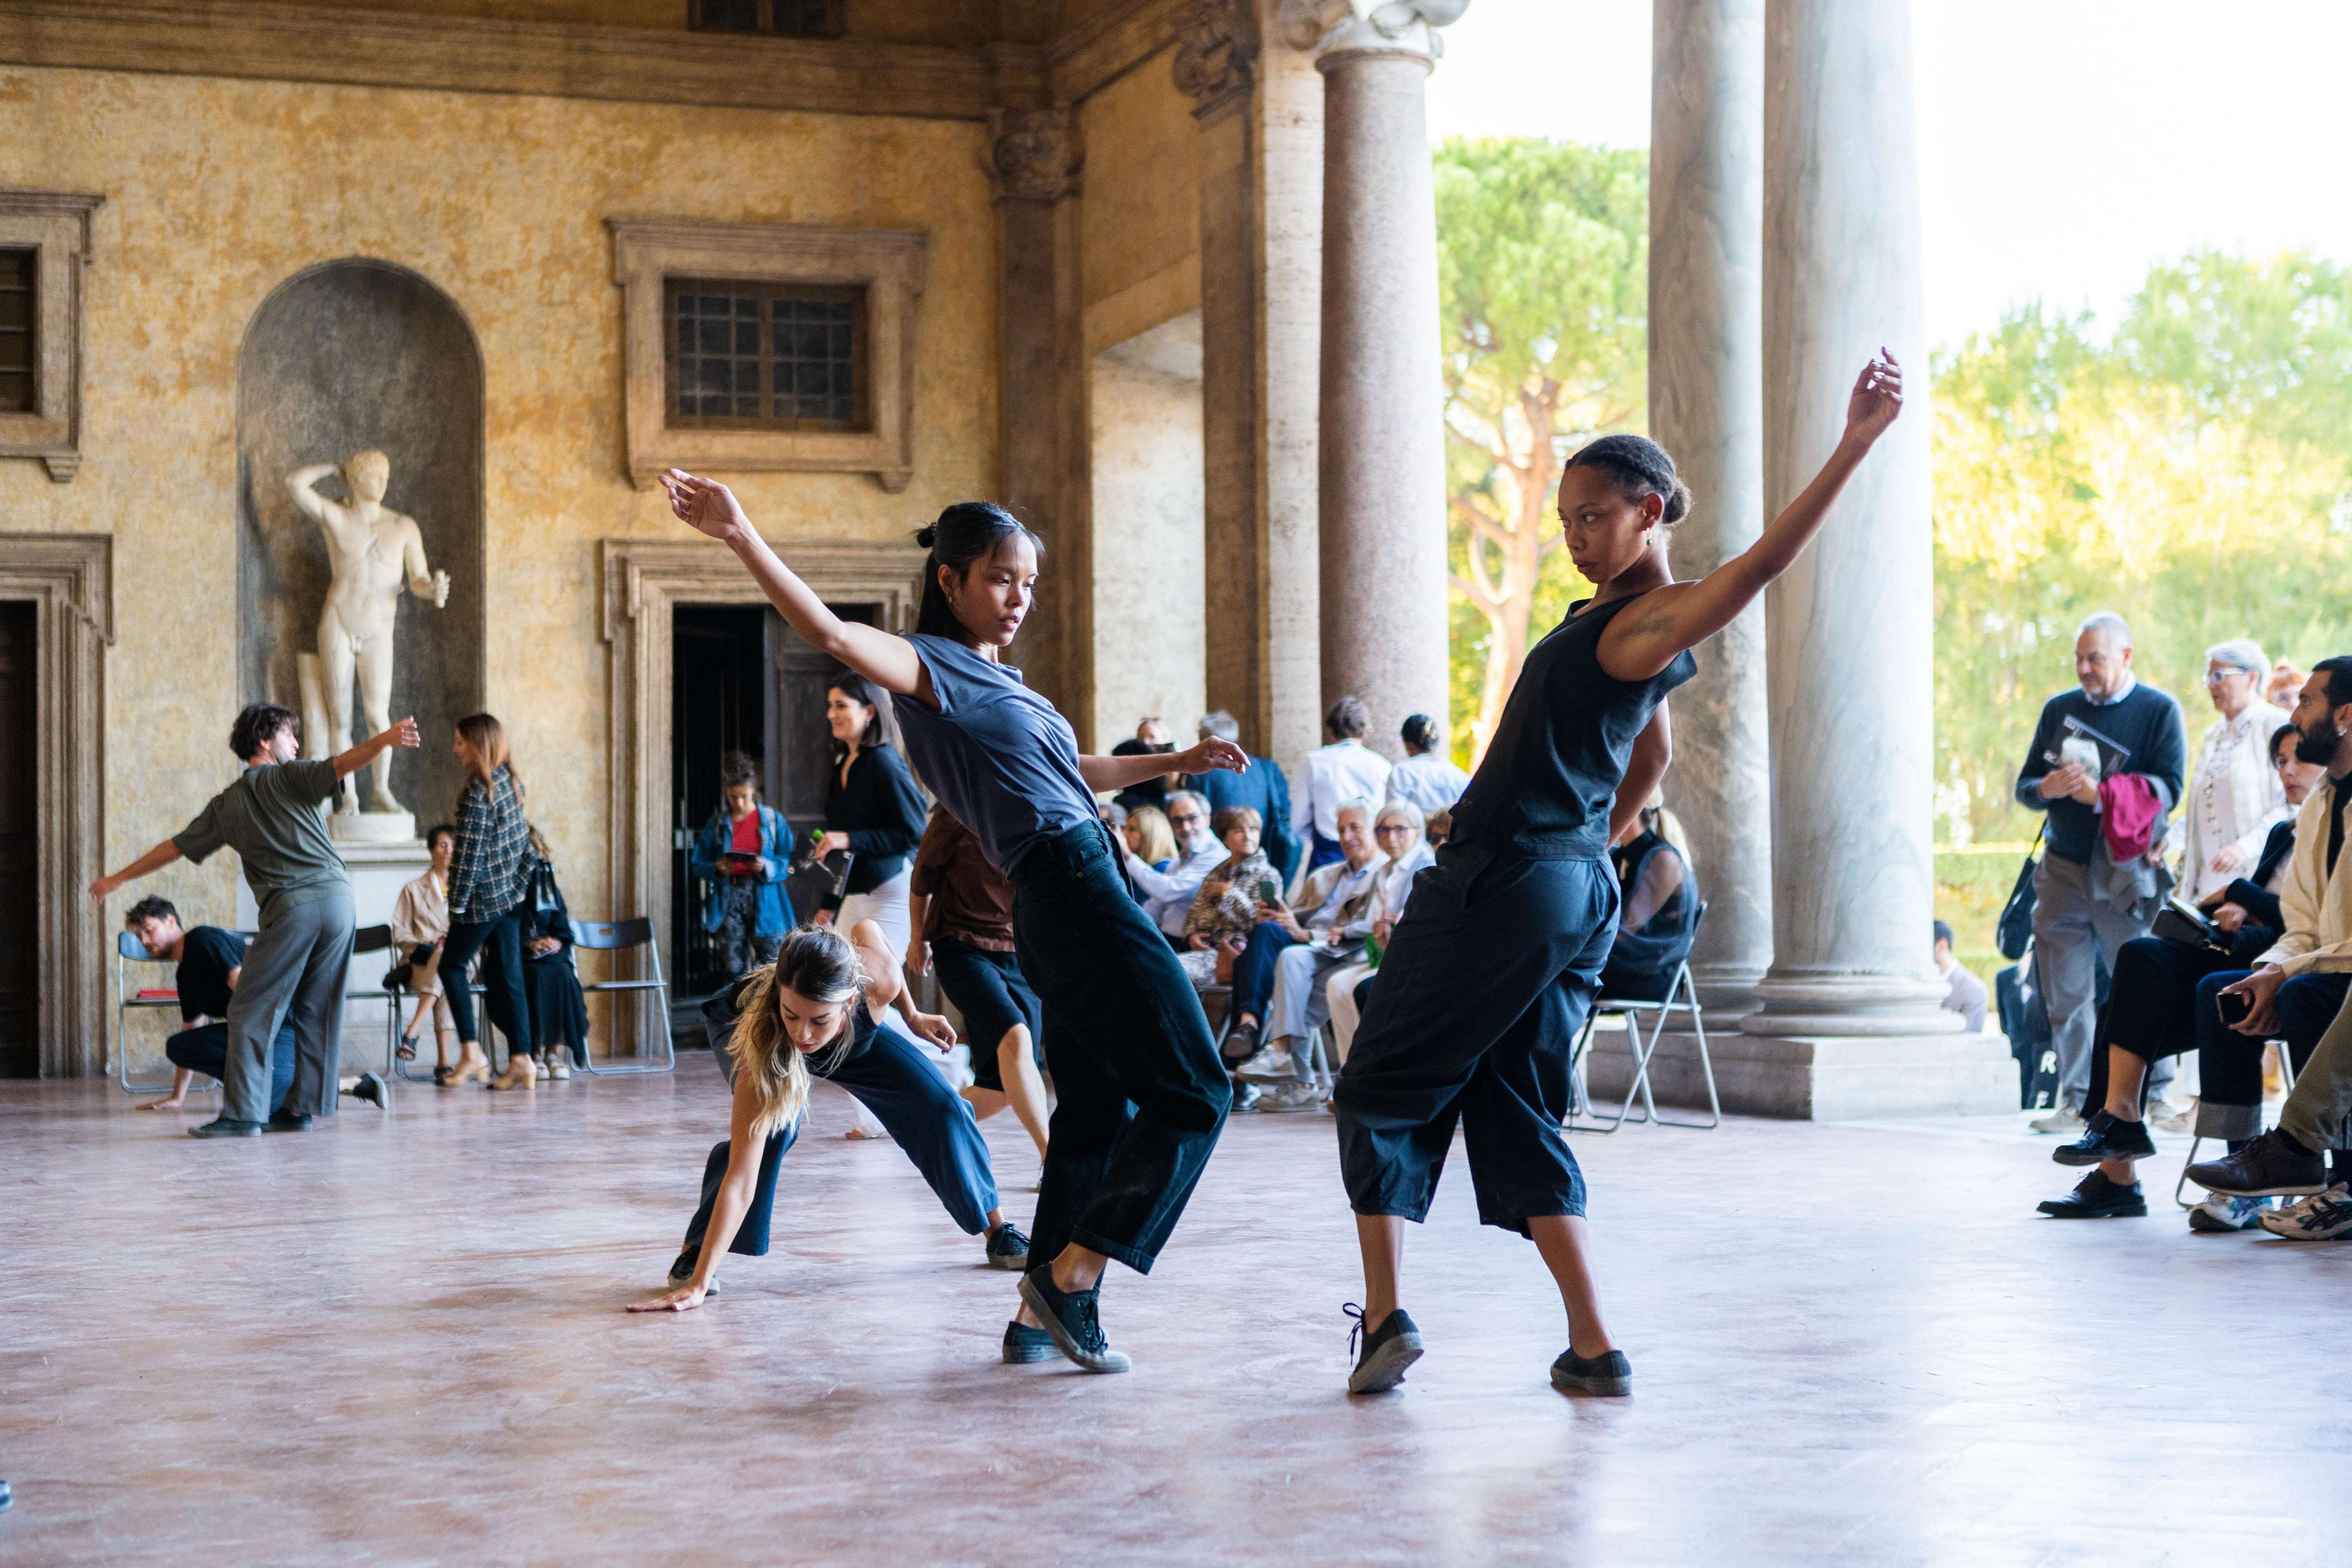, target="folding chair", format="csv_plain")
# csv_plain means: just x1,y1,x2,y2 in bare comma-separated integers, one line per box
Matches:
112,929,214,1096
344,924,399,1079
2174,1039,2297,1210
572,917,675,1075
1568,903,1718,1132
